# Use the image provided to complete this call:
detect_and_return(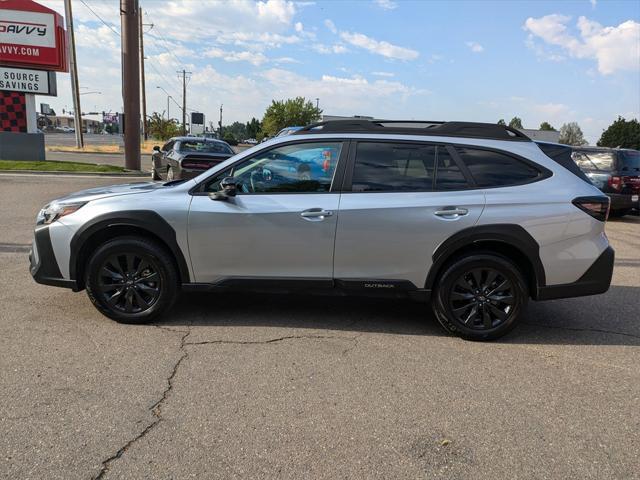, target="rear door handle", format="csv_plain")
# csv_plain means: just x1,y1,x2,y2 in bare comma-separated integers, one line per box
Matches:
434,207,469,218
301,208,333,221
